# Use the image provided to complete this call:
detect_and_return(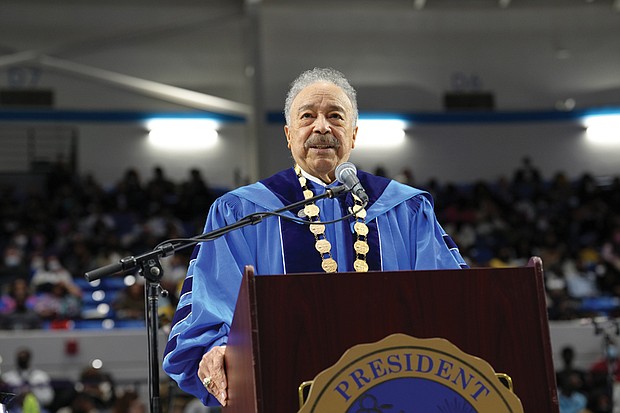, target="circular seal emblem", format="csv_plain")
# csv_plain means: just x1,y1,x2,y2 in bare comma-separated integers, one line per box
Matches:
299,334,523,413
